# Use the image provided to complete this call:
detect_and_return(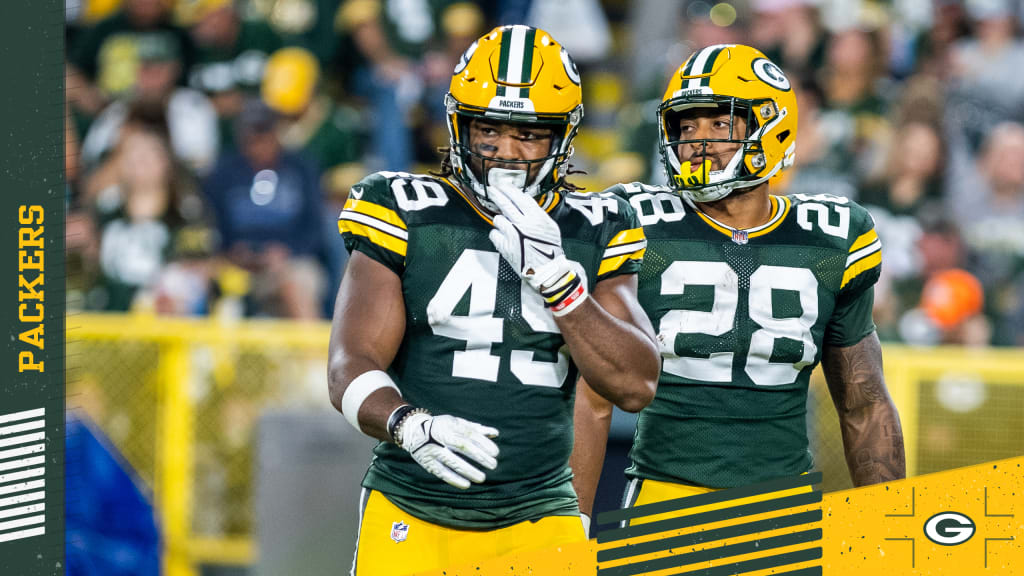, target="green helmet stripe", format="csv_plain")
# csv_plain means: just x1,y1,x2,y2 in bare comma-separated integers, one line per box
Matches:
700,47,726,87
519,27,536,99
496,27,514,97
